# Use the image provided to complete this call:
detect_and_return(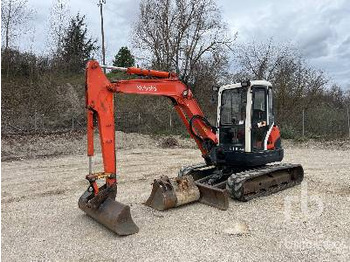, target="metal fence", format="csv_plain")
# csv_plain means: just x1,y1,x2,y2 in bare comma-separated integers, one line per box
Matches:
1,111,188,135
2,108,350,138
